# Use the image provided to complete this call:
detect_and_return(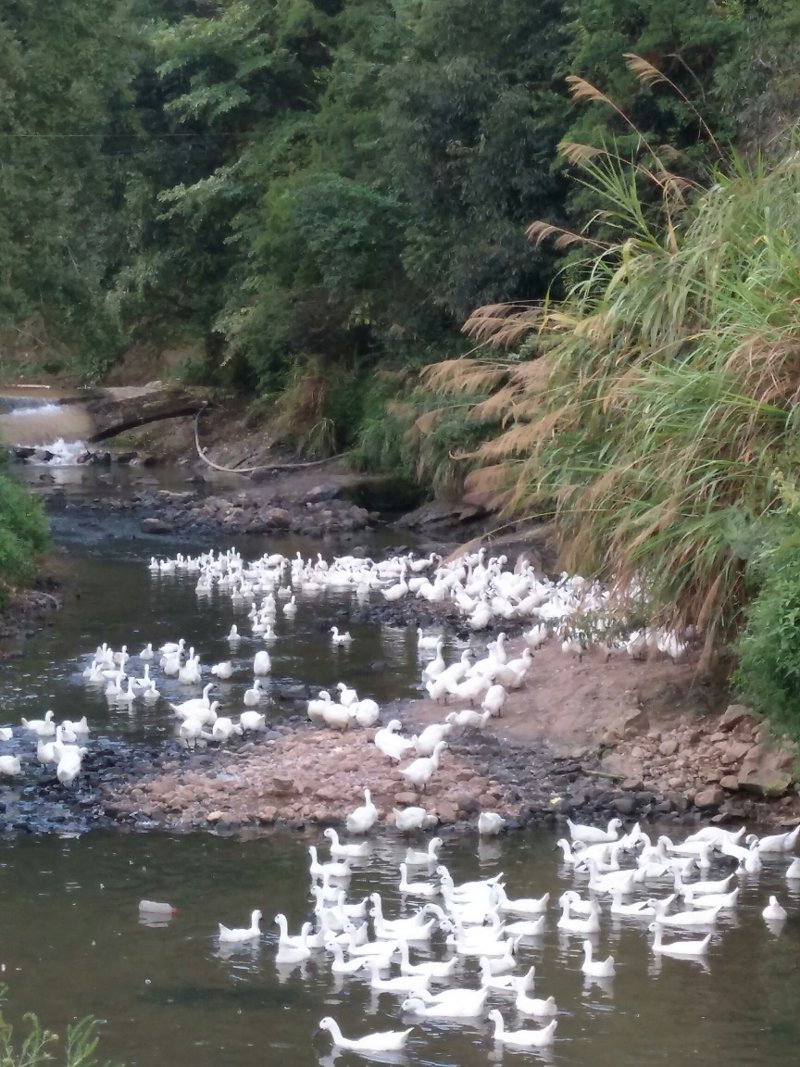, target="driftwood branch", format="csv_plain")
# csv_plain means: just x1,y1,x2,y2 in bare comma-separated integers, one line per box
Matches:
193,408,343,476
580,768,626,782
